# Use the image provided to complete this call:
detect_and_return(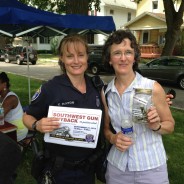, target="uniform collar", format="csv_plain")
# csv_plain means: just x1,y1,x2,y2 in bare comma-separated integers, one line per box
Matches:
52,74,93,90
